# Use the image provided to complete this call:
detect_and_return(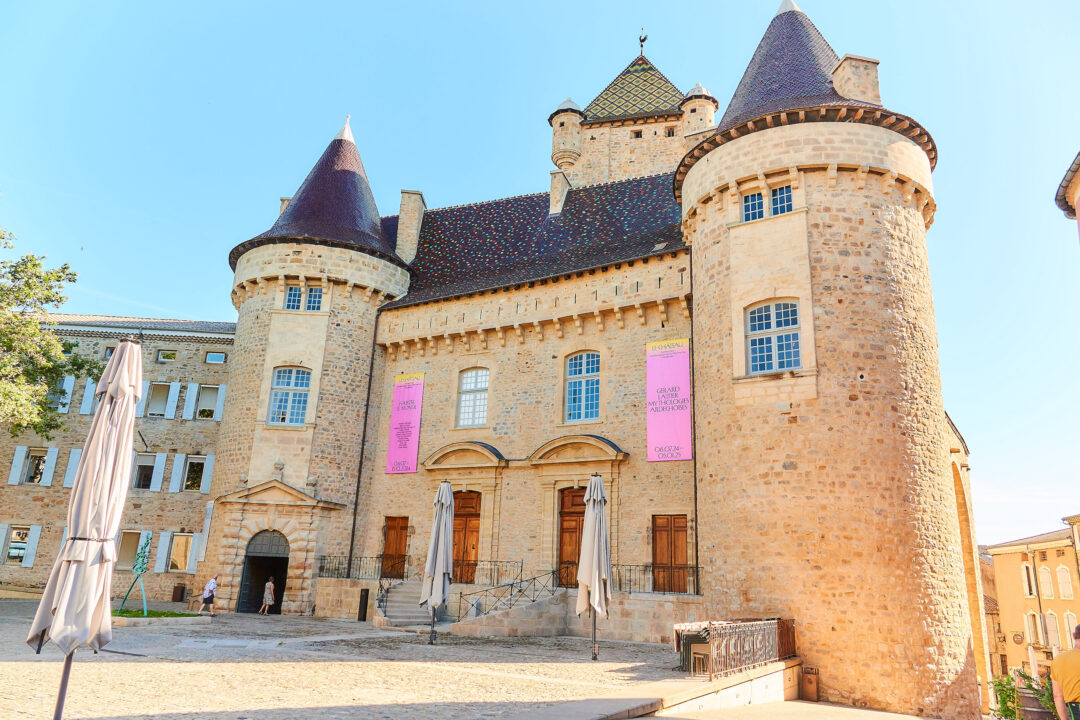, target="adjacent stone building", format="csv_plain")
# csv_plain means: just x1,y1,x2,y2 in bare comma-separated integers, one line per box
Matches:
0,3,988,716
